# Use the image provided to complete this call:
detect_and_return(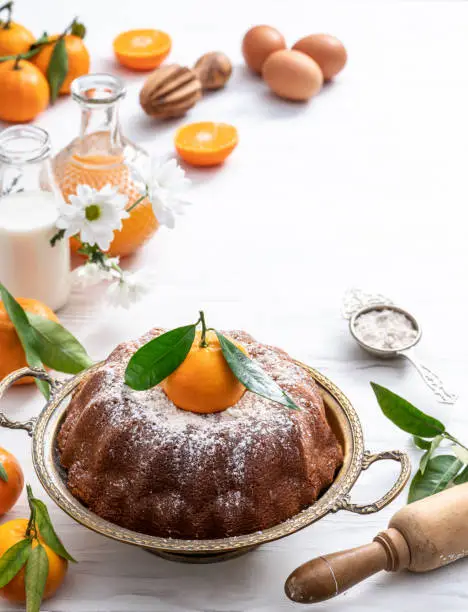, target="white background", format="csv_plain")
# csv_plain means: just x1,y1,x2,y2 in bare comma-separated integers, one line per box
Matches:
1,0,468,610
